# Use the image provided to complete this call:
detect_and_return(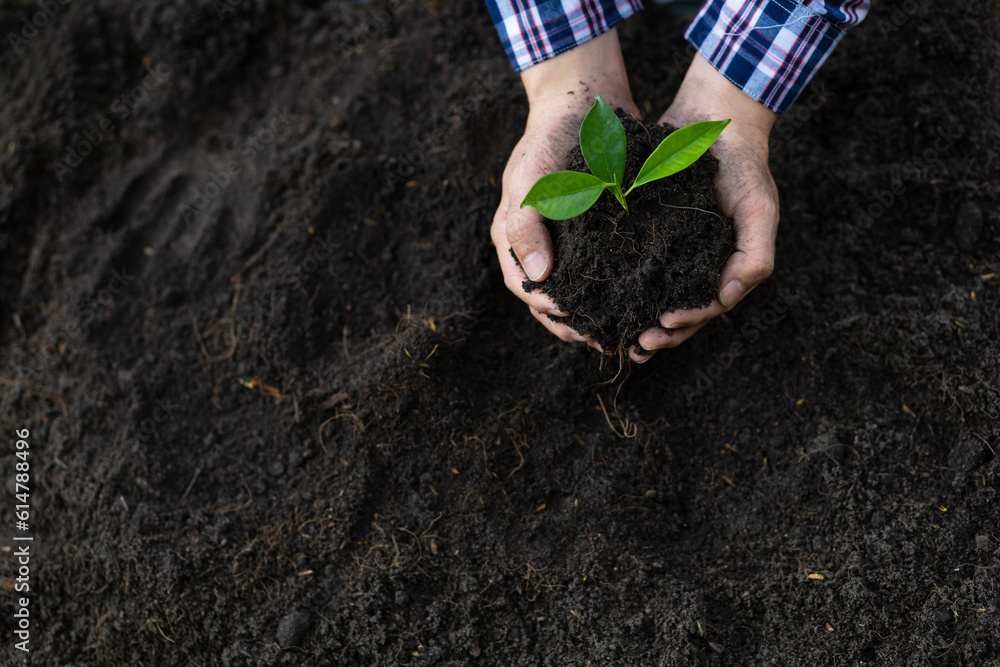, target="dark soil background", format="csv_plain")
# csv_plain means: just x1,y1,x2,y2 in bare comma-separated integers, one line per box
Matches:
522,114,732,355
1,0,998,665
